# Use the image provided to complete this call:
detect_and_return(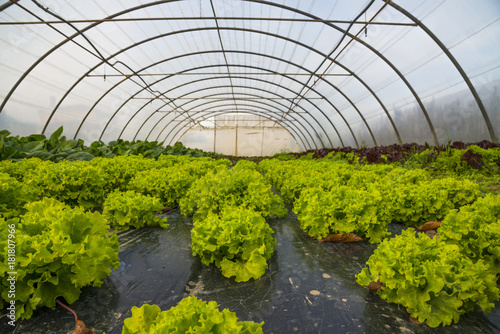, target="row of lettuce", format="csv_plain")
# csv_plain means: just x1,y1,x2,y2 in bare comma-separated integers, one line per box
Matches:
116,160,285,333
0,126,218,161
0,147,499,329
0,154,282,334
261,157,500,327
